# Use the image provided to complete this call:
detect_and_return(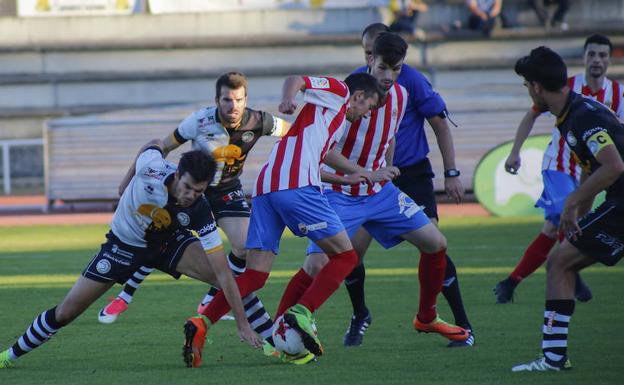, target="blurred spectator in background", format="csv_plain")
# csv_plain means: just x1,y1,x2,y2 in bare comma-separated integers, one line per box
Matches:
389,0,428,39
466,0,503,37
529,0,570,31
